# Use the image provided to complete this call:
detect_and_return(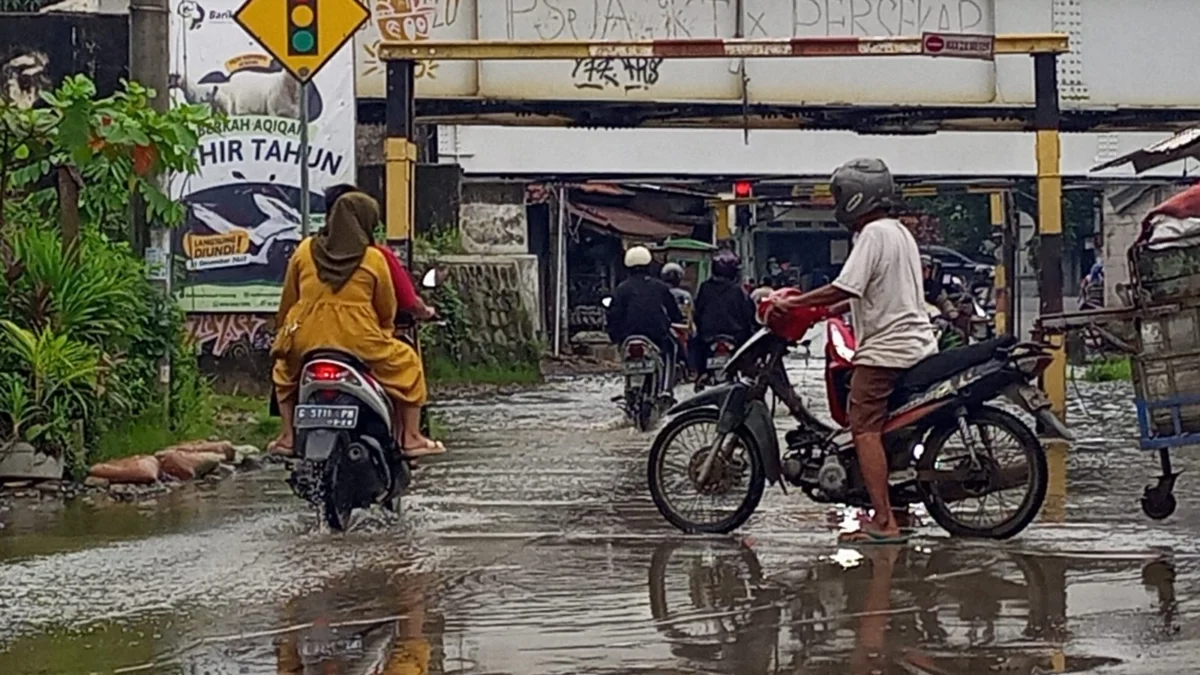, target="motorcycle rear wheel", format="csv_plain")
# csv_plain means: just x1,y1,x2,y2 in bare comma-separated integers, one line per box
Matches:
918,406,1047,539
648,407,766,534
